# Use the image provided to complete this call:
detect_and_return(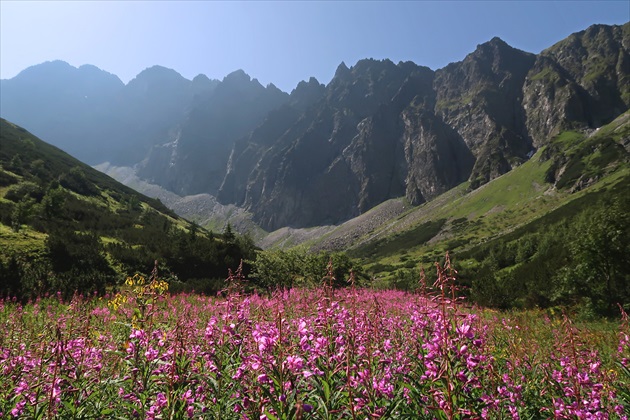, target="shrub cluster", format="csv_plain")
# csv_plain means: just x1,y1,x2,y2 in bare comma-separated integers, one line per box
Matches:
459,192,630,317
